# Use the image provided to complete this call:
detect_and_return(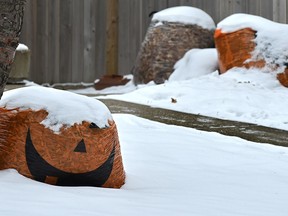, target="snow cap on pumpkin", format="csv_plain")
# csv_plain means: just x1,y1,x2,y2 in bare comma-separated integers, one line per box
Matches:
0,86,113,132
